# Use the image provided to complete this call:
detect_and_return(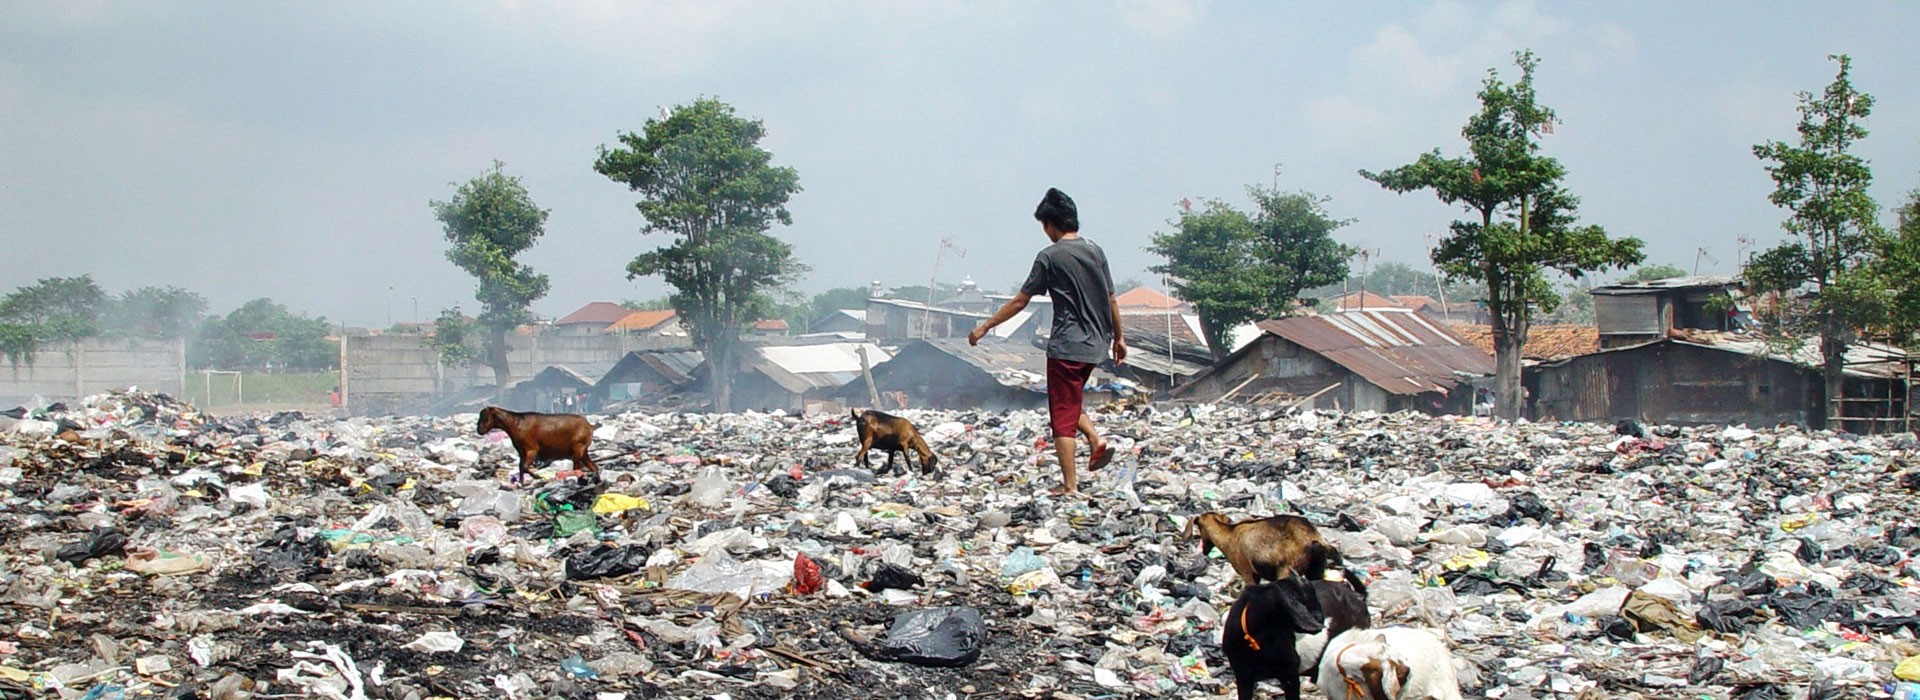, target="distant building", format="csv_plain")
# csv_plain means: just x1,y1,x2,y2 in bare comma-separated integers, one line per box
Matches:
604,310,685,337
1326,291,1404,312
511,363,614,412
554,302,634,336
809,309,868,335
865,297,995,341
751,319,790,336
1589,276,1741,348
731,342,892,413
844,338,1131,411
1173,308,1493,413
1529,331,1913,431
594,349,706,409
